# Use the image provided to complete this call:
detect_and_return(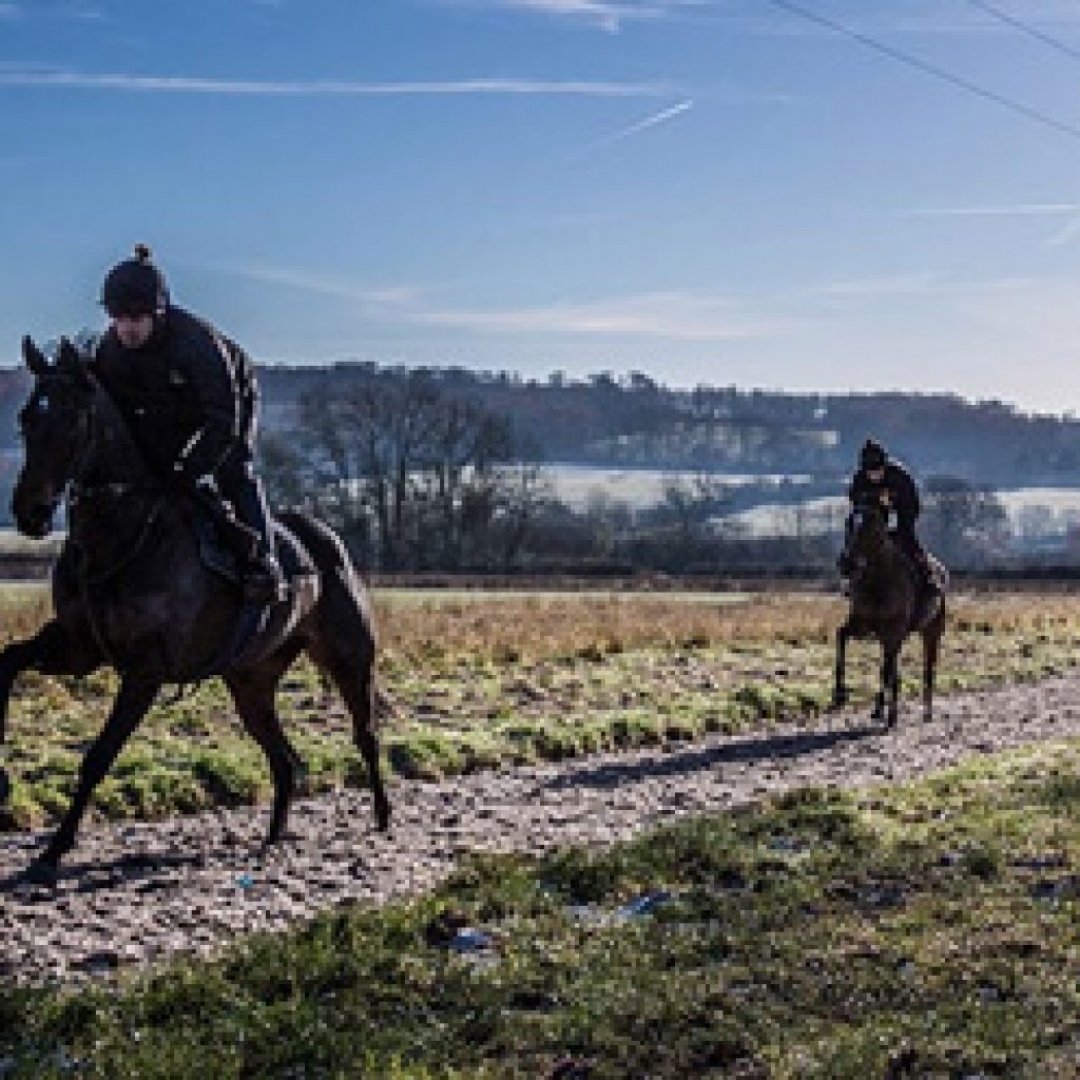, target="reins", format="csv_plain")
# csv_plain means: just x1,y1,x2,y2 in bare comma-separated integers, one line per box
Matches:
62,370,170,665
67,485,167,586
